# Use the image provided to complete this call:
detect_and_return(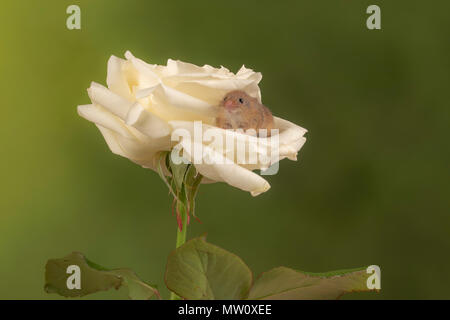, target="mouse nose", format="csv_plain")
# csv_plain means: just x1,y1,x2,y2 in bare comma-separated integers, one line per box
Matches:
224,99,236,109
